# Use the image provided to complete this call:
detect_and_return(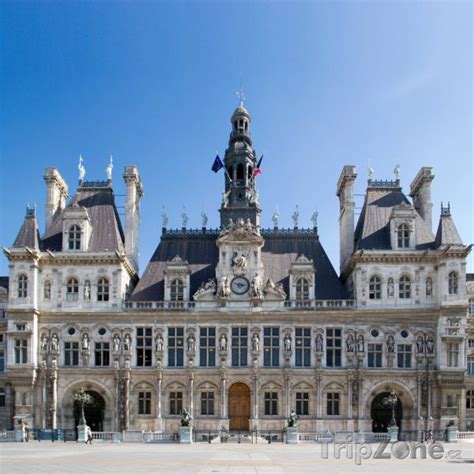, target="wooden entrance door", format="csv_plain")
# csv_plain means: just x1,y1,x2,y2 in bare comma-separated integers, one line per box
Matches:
229,382,250,431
